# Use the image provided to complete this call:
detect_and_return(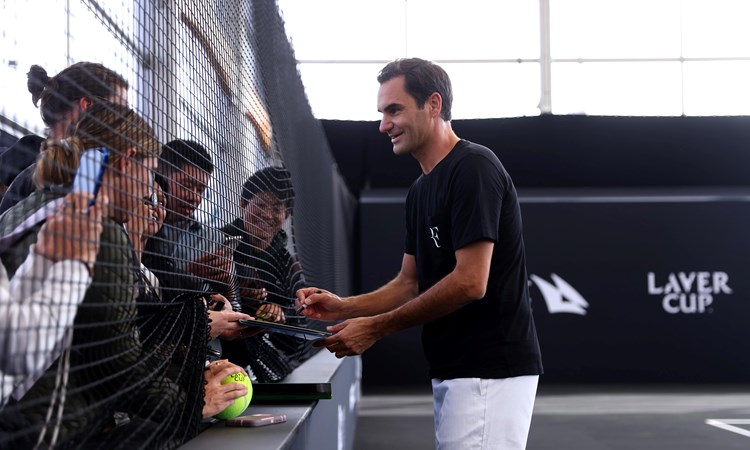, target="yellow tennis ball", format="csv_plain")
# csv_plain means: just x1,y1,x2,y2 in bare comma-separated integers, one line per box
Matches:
214,372,253,420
